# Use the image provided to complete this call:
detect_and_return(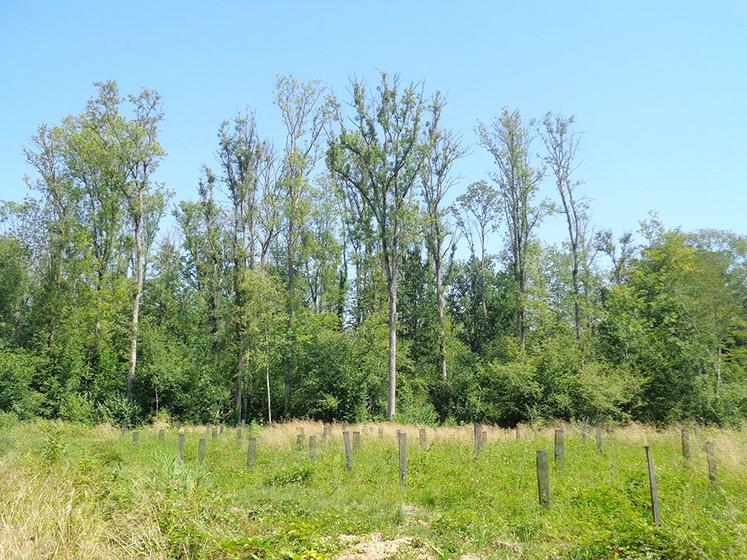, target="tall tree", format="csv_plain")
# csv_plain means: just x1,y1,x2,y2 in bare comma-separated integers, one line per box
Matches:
539,113,587,340
328,73,426,418
274,75,331,417
454,180,502,324
420,93,463,380
477,108,544,352
23,124,75,350
217,111,273,423
118,85,168,399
